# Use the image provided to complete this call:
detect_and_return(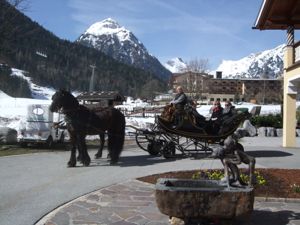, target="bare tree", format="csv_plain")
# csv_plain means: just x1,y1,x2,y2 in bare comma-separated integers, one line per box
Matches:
184,57,210,73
